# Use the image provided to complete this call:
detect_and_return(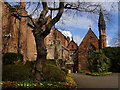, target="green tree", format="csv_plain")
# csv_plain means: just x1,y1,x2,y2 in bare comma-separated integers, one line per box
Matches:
87,50,110,72
102,47,120,72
